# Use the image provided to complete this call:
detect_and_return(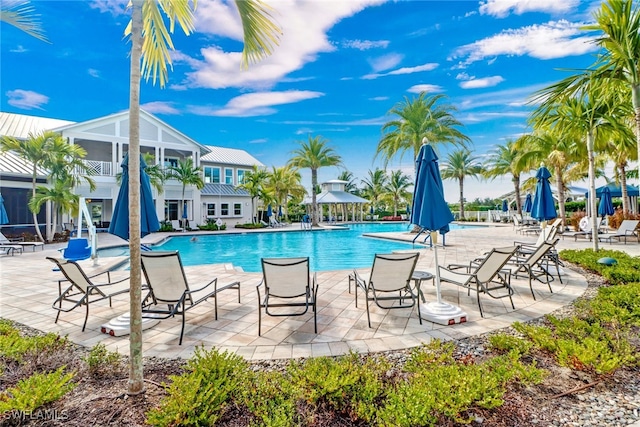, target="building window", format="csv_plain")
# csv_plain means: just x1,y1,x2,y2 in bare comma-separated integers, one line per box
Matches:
237,169,249,185
206,203,216,216
204,167,220,184
164,157,179,168
234,203,242,216
224,168,233,185
165,201,179,220
221,203,229,216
